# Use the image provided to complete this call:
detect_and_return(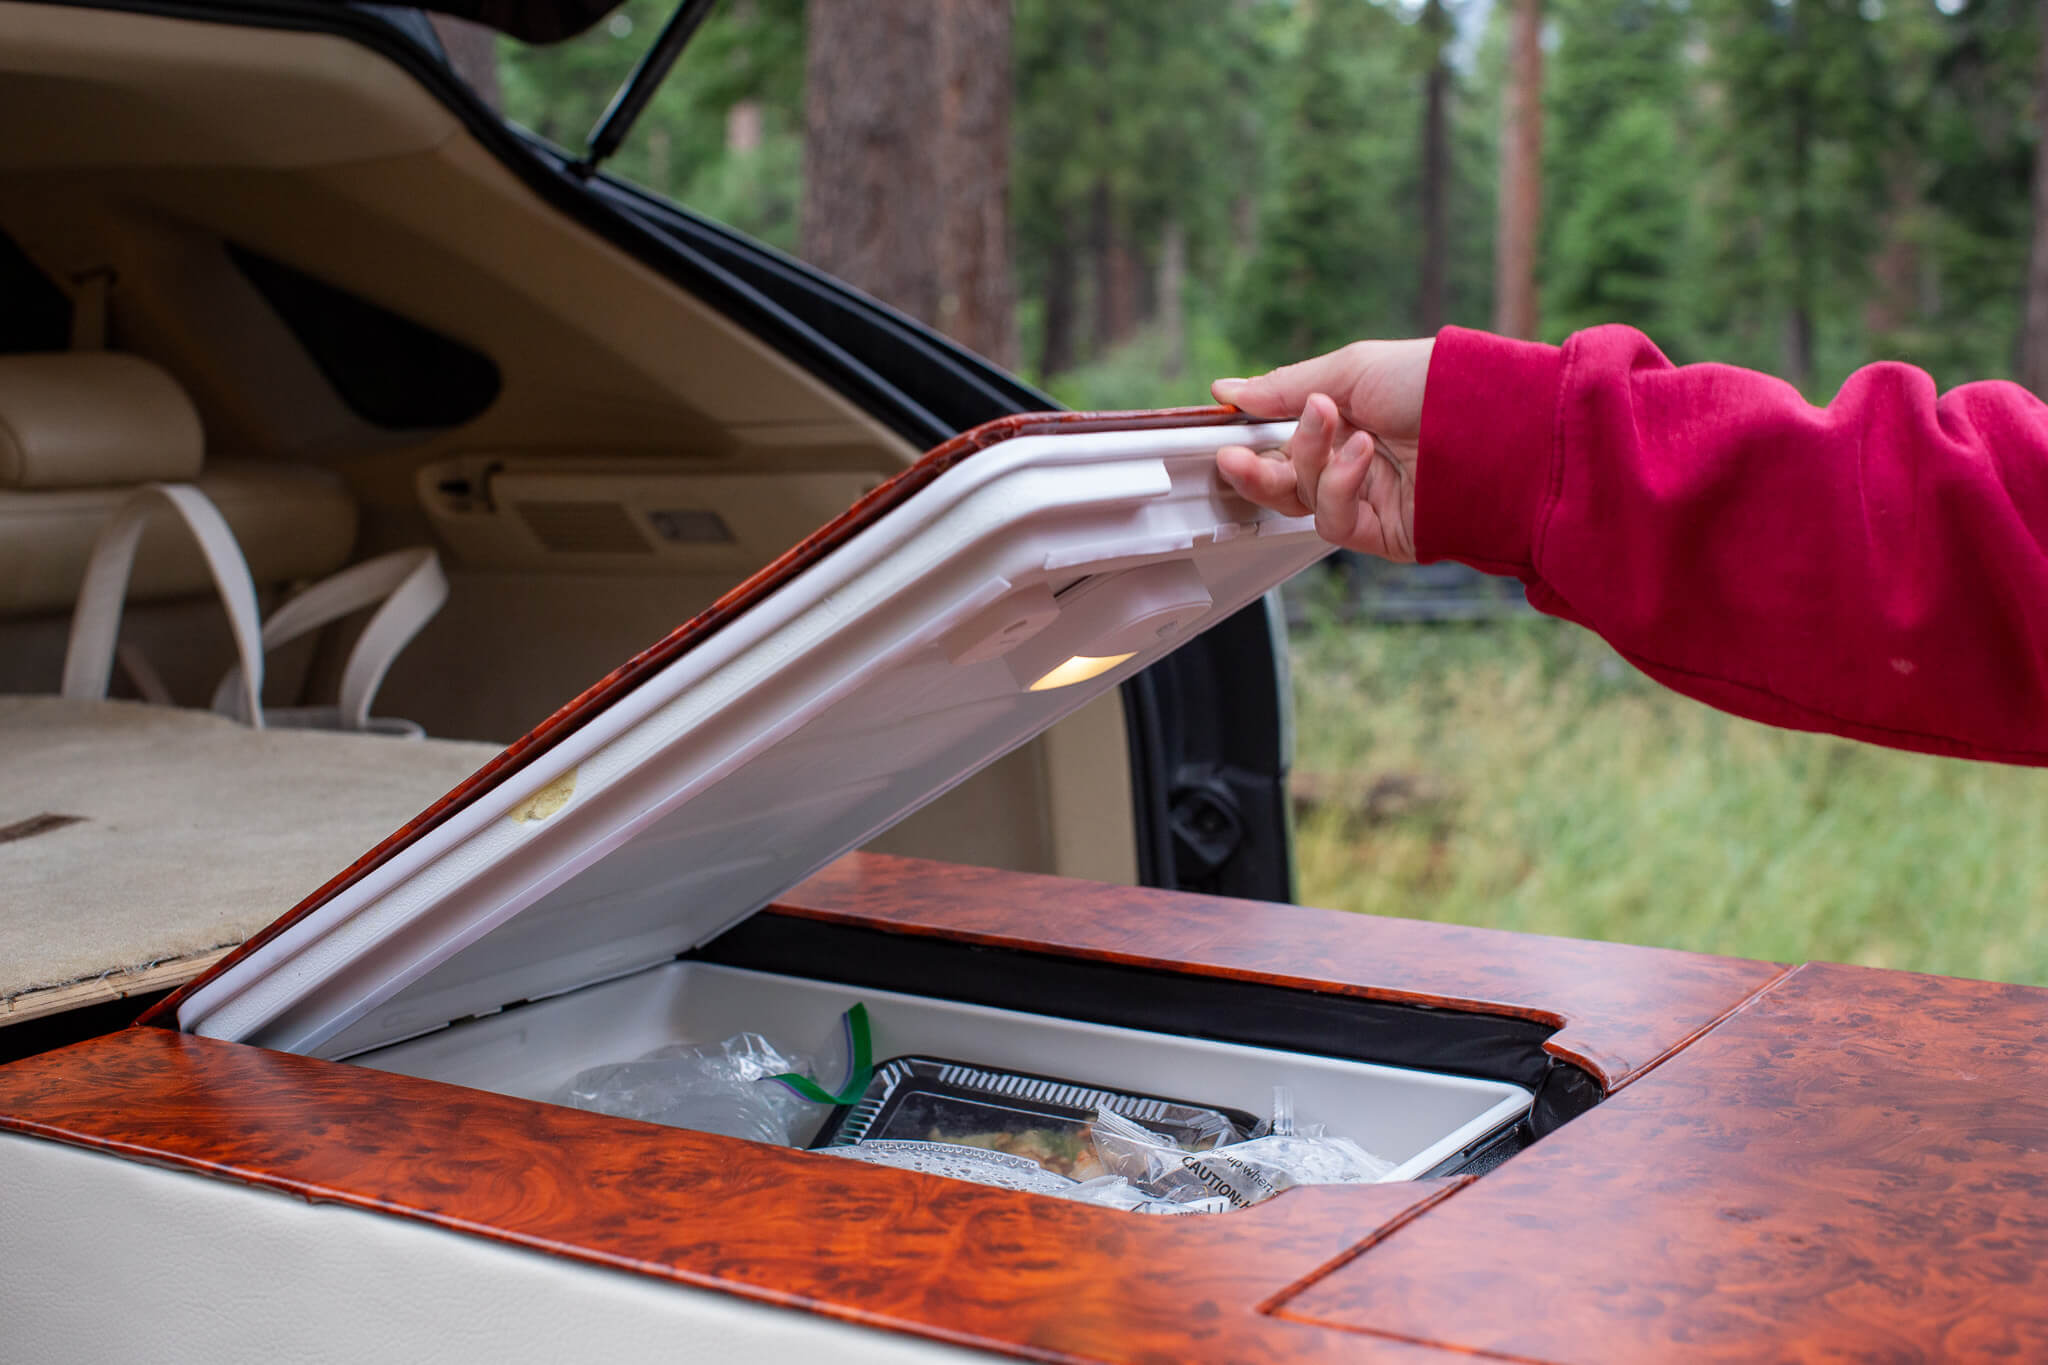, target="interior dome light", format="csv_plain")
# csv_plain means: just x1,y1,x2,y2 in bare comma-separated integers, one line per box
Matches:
1005,559,1213,693
1025,652,1136,692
